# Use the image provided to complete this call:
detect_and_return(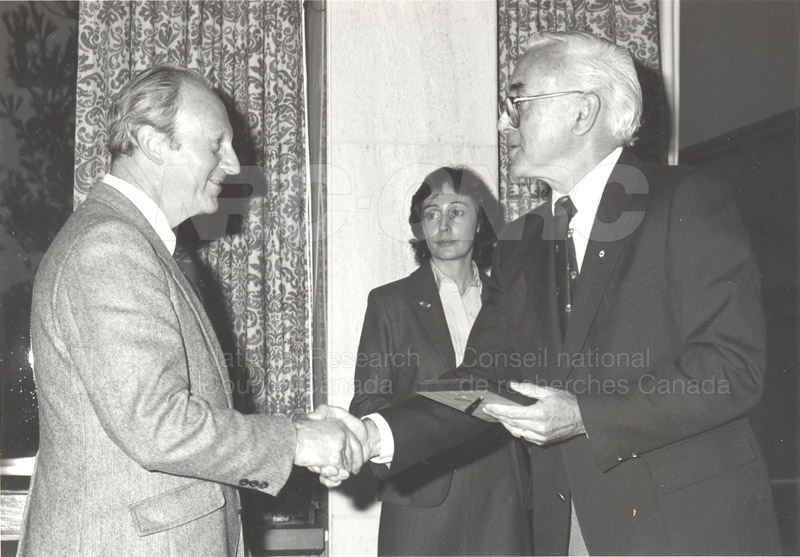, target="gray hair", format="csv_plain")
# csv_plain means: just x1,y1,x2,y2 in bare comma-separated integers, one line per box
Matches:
106,64,211,158
525,31,643,145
